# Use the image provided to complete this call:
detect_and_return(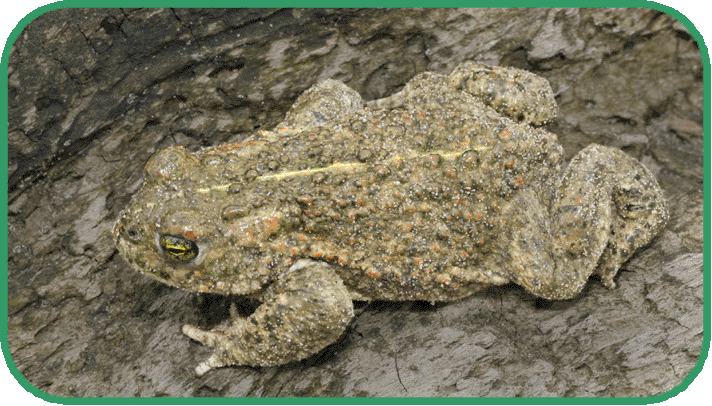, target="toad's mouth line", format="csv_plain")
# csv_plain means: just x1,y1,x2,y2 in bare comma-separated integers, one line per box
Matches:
195,145,492,194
